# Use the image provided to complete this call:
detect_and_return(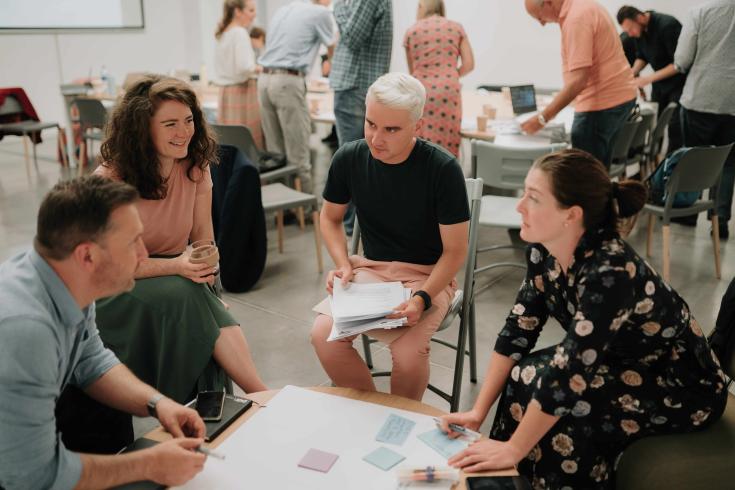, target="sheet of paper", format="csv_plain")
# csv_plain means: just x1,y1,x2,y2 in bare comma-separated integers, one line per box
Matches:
174,386,451,490
375,414,416,445
331,281,407,320
298,448,339,473
363,446,405,471
417,429,469,459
